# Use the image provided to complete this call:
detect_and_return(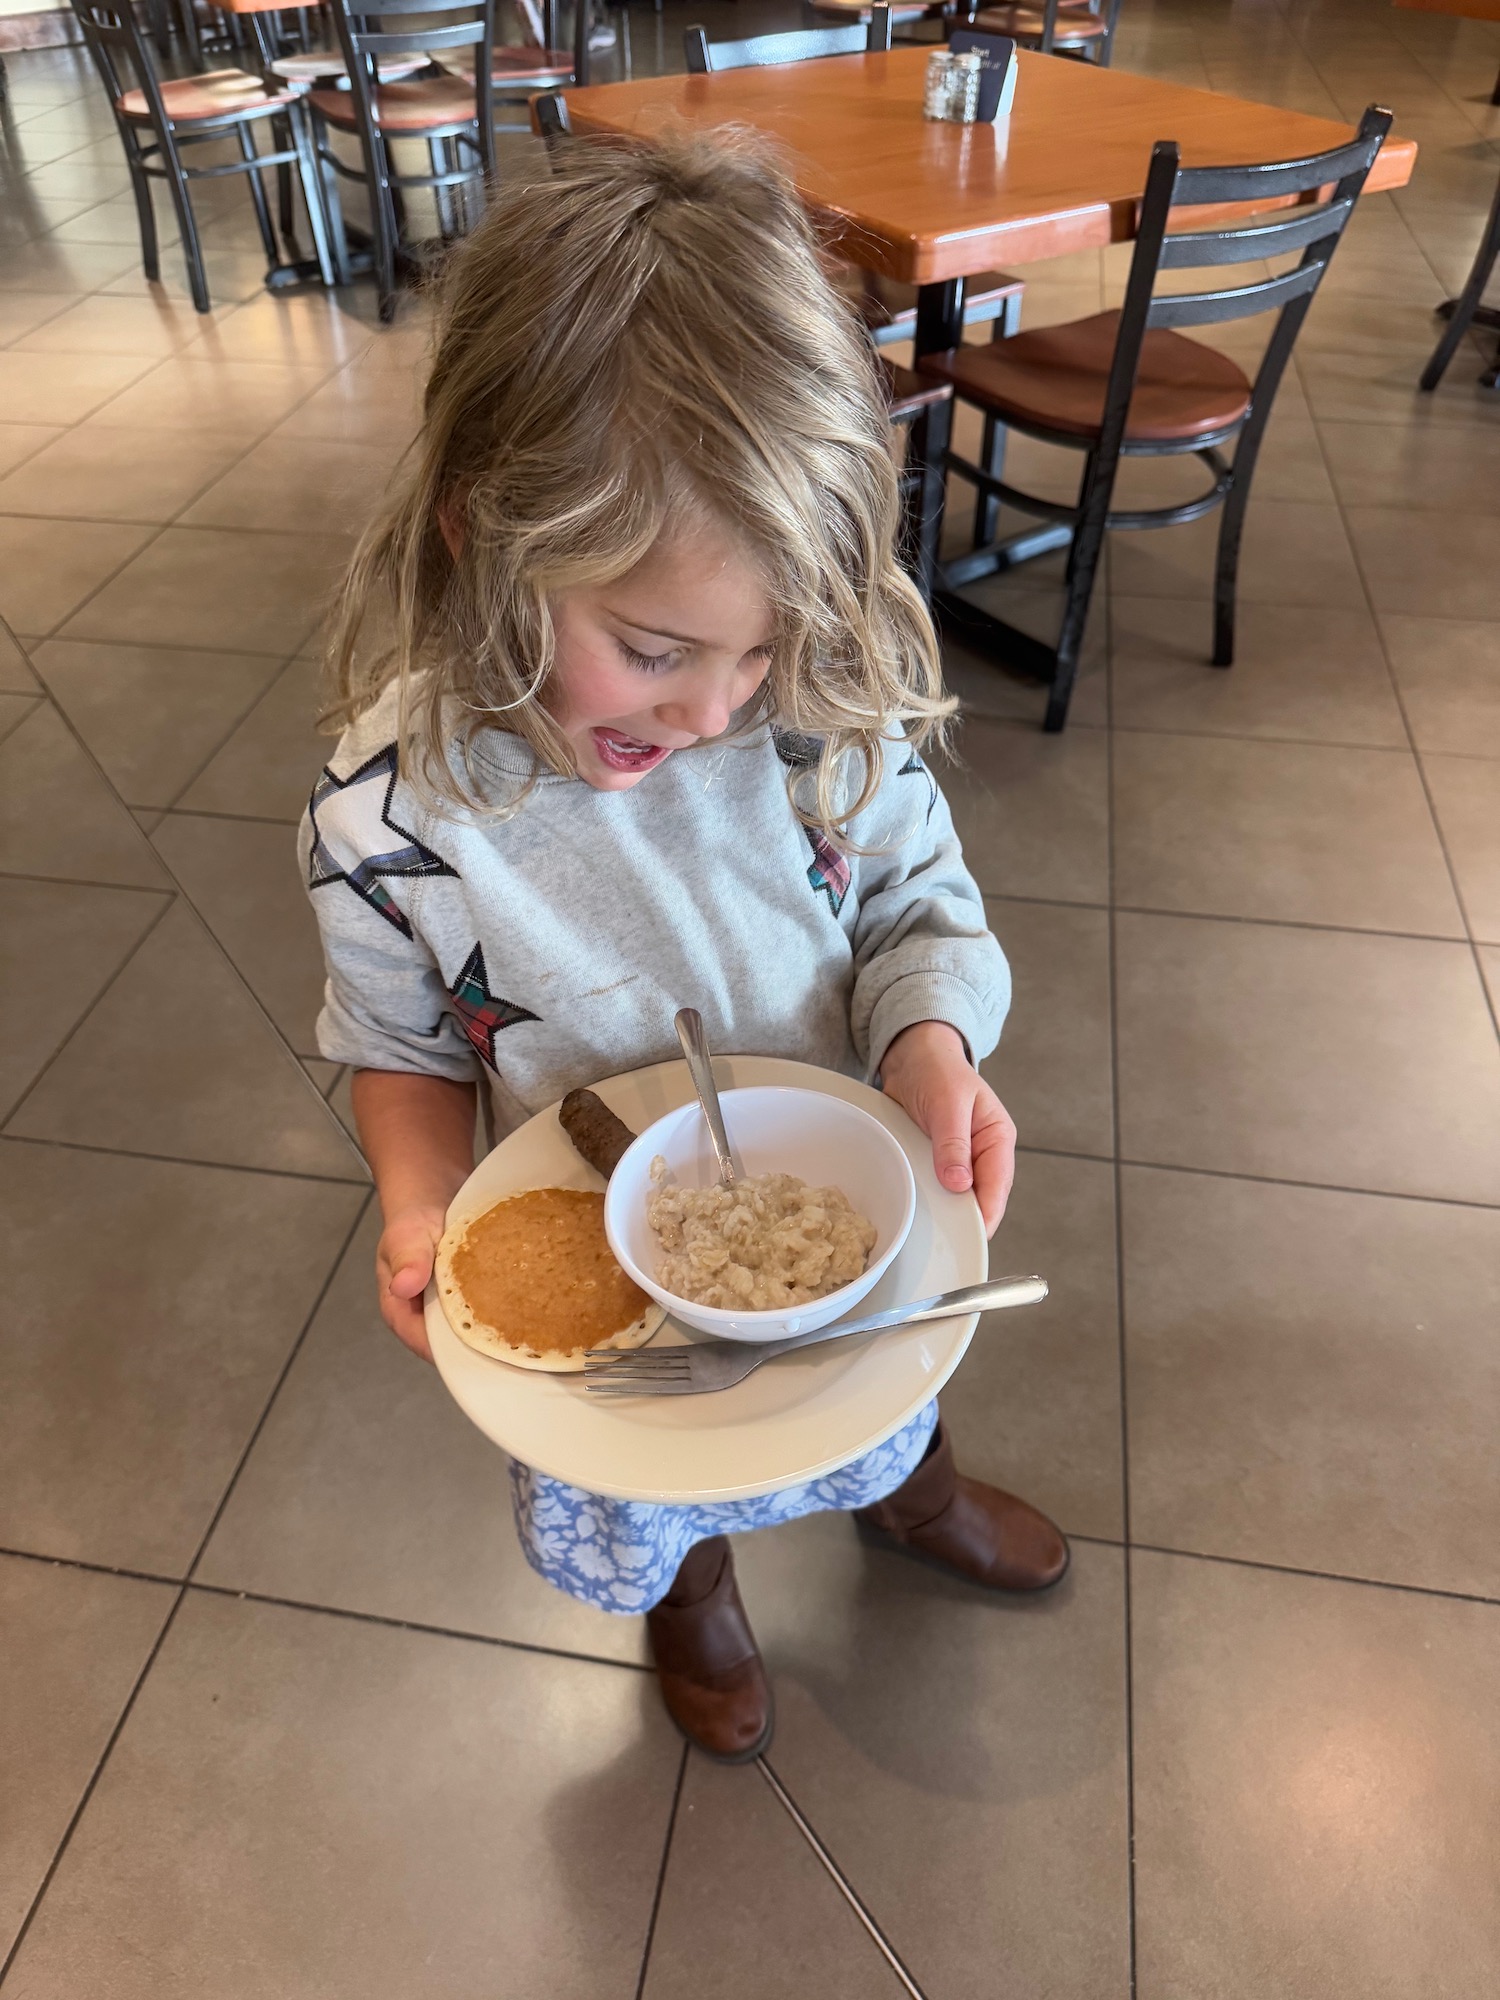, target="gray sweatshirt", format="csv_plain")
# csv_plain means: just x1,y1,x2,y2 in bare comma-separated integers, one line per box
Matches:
299,686,1009,1138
